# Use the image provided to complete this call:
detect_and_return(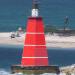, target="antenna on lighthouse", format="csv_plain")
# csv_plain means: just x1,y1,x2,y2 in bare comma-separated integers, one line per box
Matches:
31,0,39,17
